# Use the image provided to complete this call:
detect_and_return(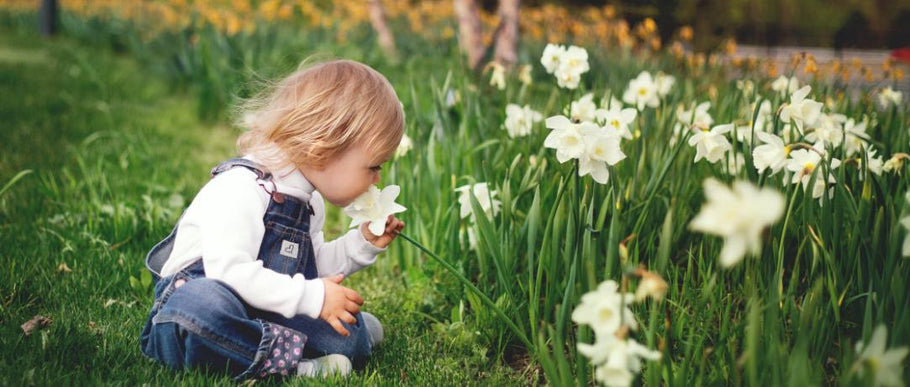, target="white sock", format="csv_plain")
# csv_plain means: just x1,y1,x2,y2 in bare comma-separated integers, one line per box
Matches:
362,312,384,347
296,354,352,378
